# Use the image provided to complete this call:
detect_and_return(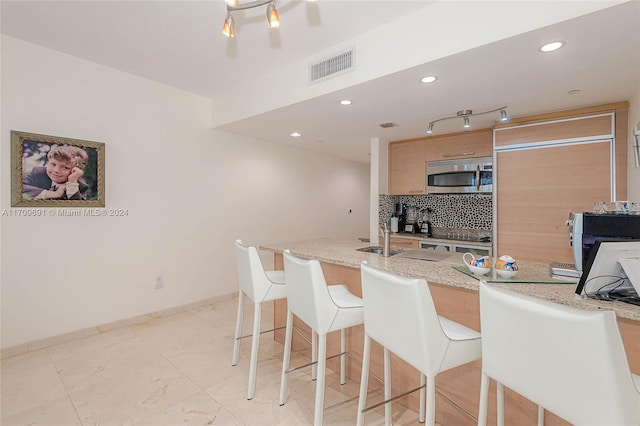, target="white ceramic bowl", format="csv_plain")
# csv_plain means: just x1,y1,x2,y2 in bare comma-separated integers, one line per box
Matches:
467,263,491,276
495,269,518,279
